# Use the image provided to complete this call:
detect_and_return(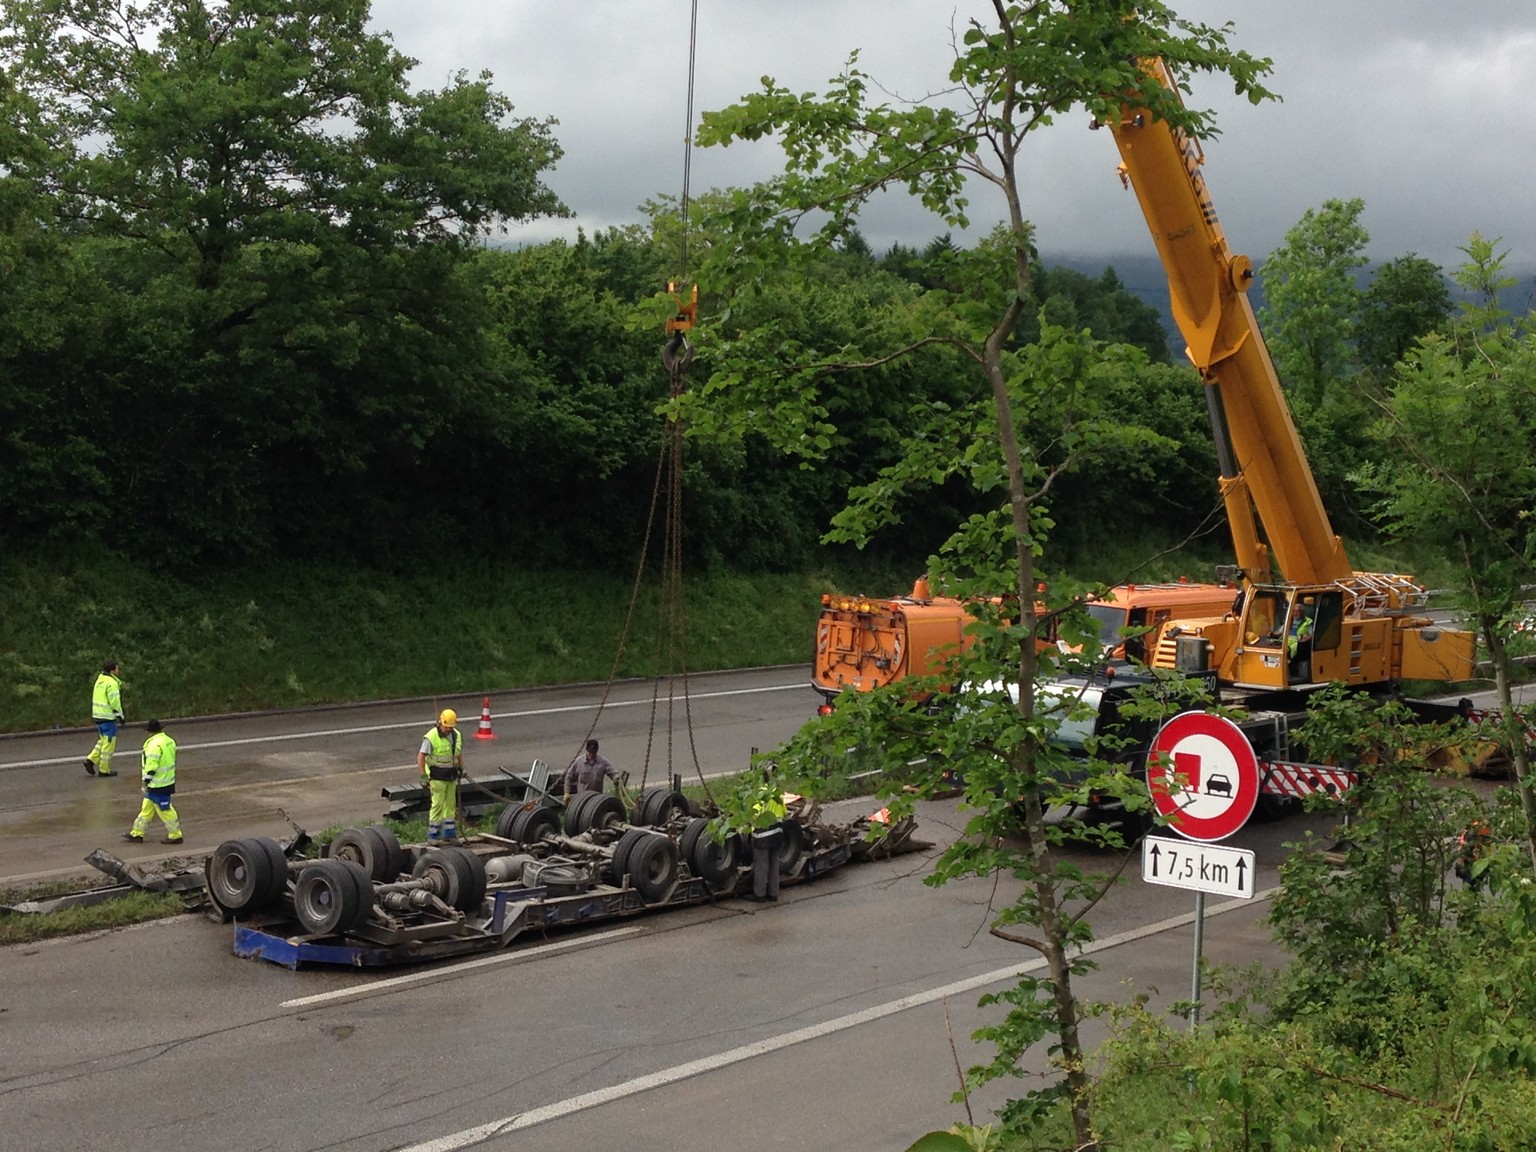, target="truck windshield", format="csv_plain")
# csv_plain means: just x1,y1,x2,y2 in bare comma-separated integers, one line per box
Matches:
1040,685,1105,752
1086,604,1128,650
